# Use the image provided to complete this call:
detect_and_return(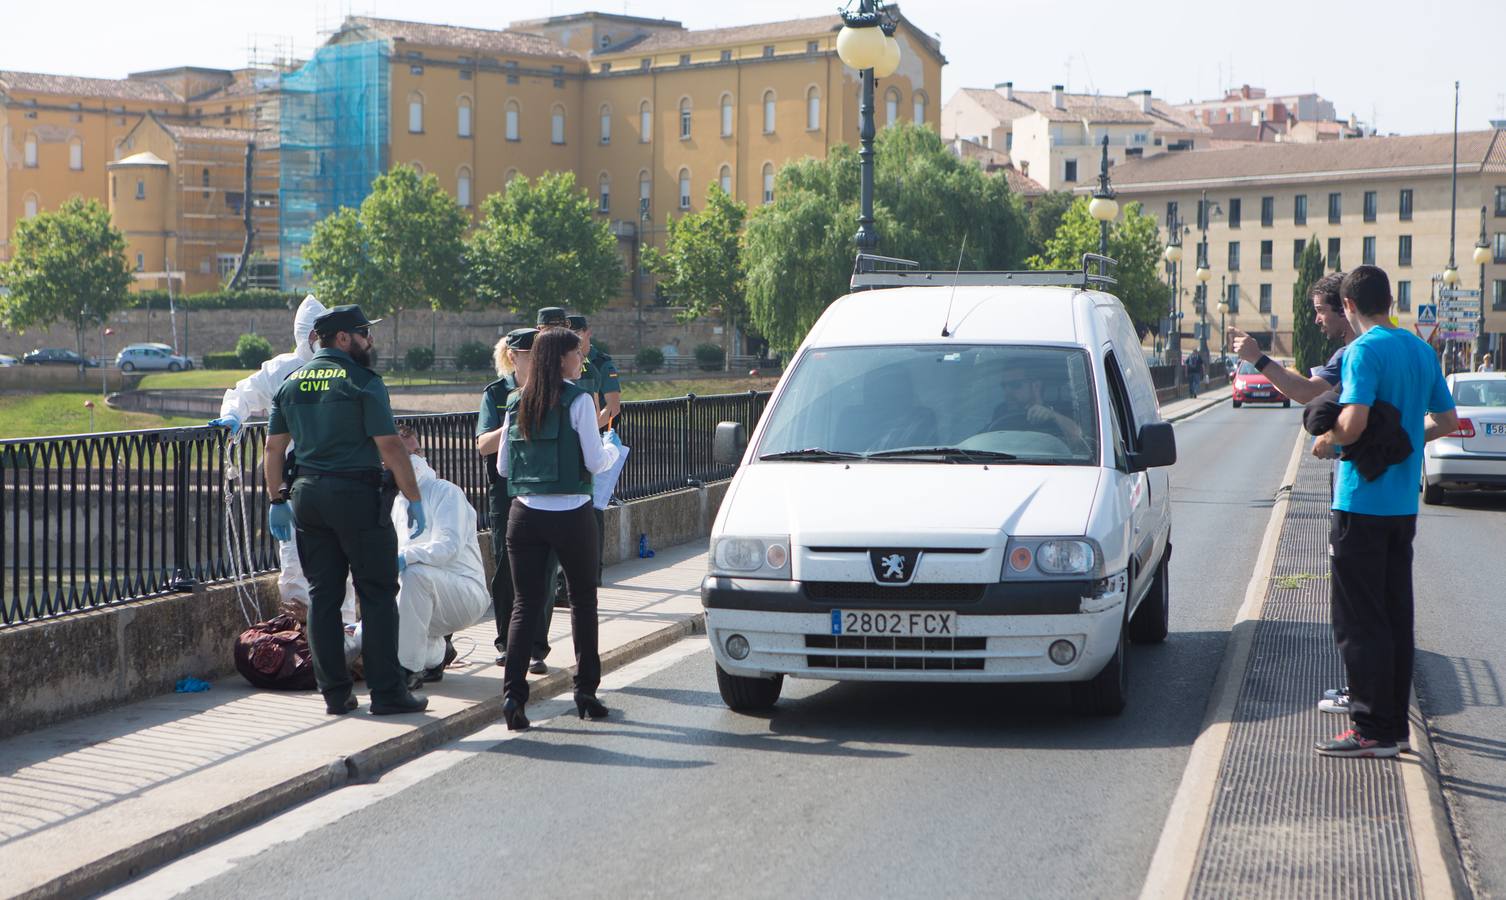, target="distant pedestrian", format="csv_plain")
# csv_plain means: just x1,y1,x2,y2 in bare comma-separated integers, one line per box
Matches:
1308,266,1458,759
1185,351,1204,398
1478,353,1495,373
